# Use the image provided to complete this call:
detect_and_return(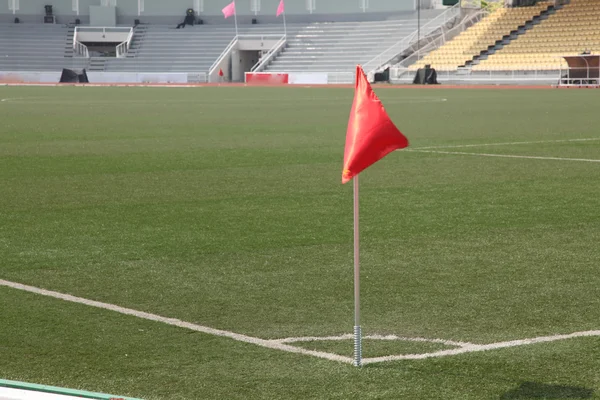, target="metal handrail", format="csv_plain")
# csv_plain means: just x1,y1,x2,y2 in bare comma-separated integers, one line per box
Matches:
74,26,132,34
390,66,565,82
73,40,89,58
116,28,134,58
237,34,285,40
395,10,486,69
250,35,287,72
362,3,462,75
208,36,239,77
